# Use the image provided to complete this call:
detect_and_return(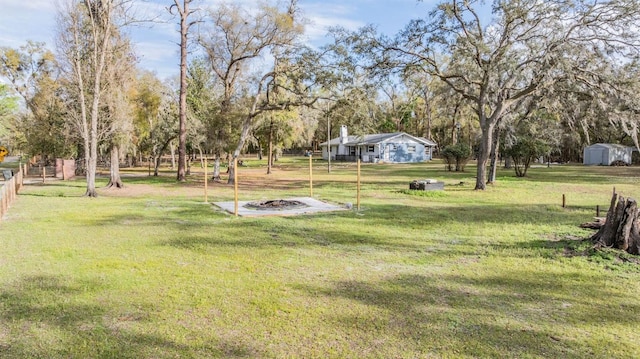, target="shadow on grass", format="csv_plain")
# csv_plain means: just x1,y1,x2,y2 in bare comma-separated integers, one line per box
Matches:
359,202,587,227
157,202,589,259
497,237,640,272
296,270,639,357
0,275,254,358
18,193,85,198
155,206,468,256
120,175,190,186
520,165,640,185
161,219,436,254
